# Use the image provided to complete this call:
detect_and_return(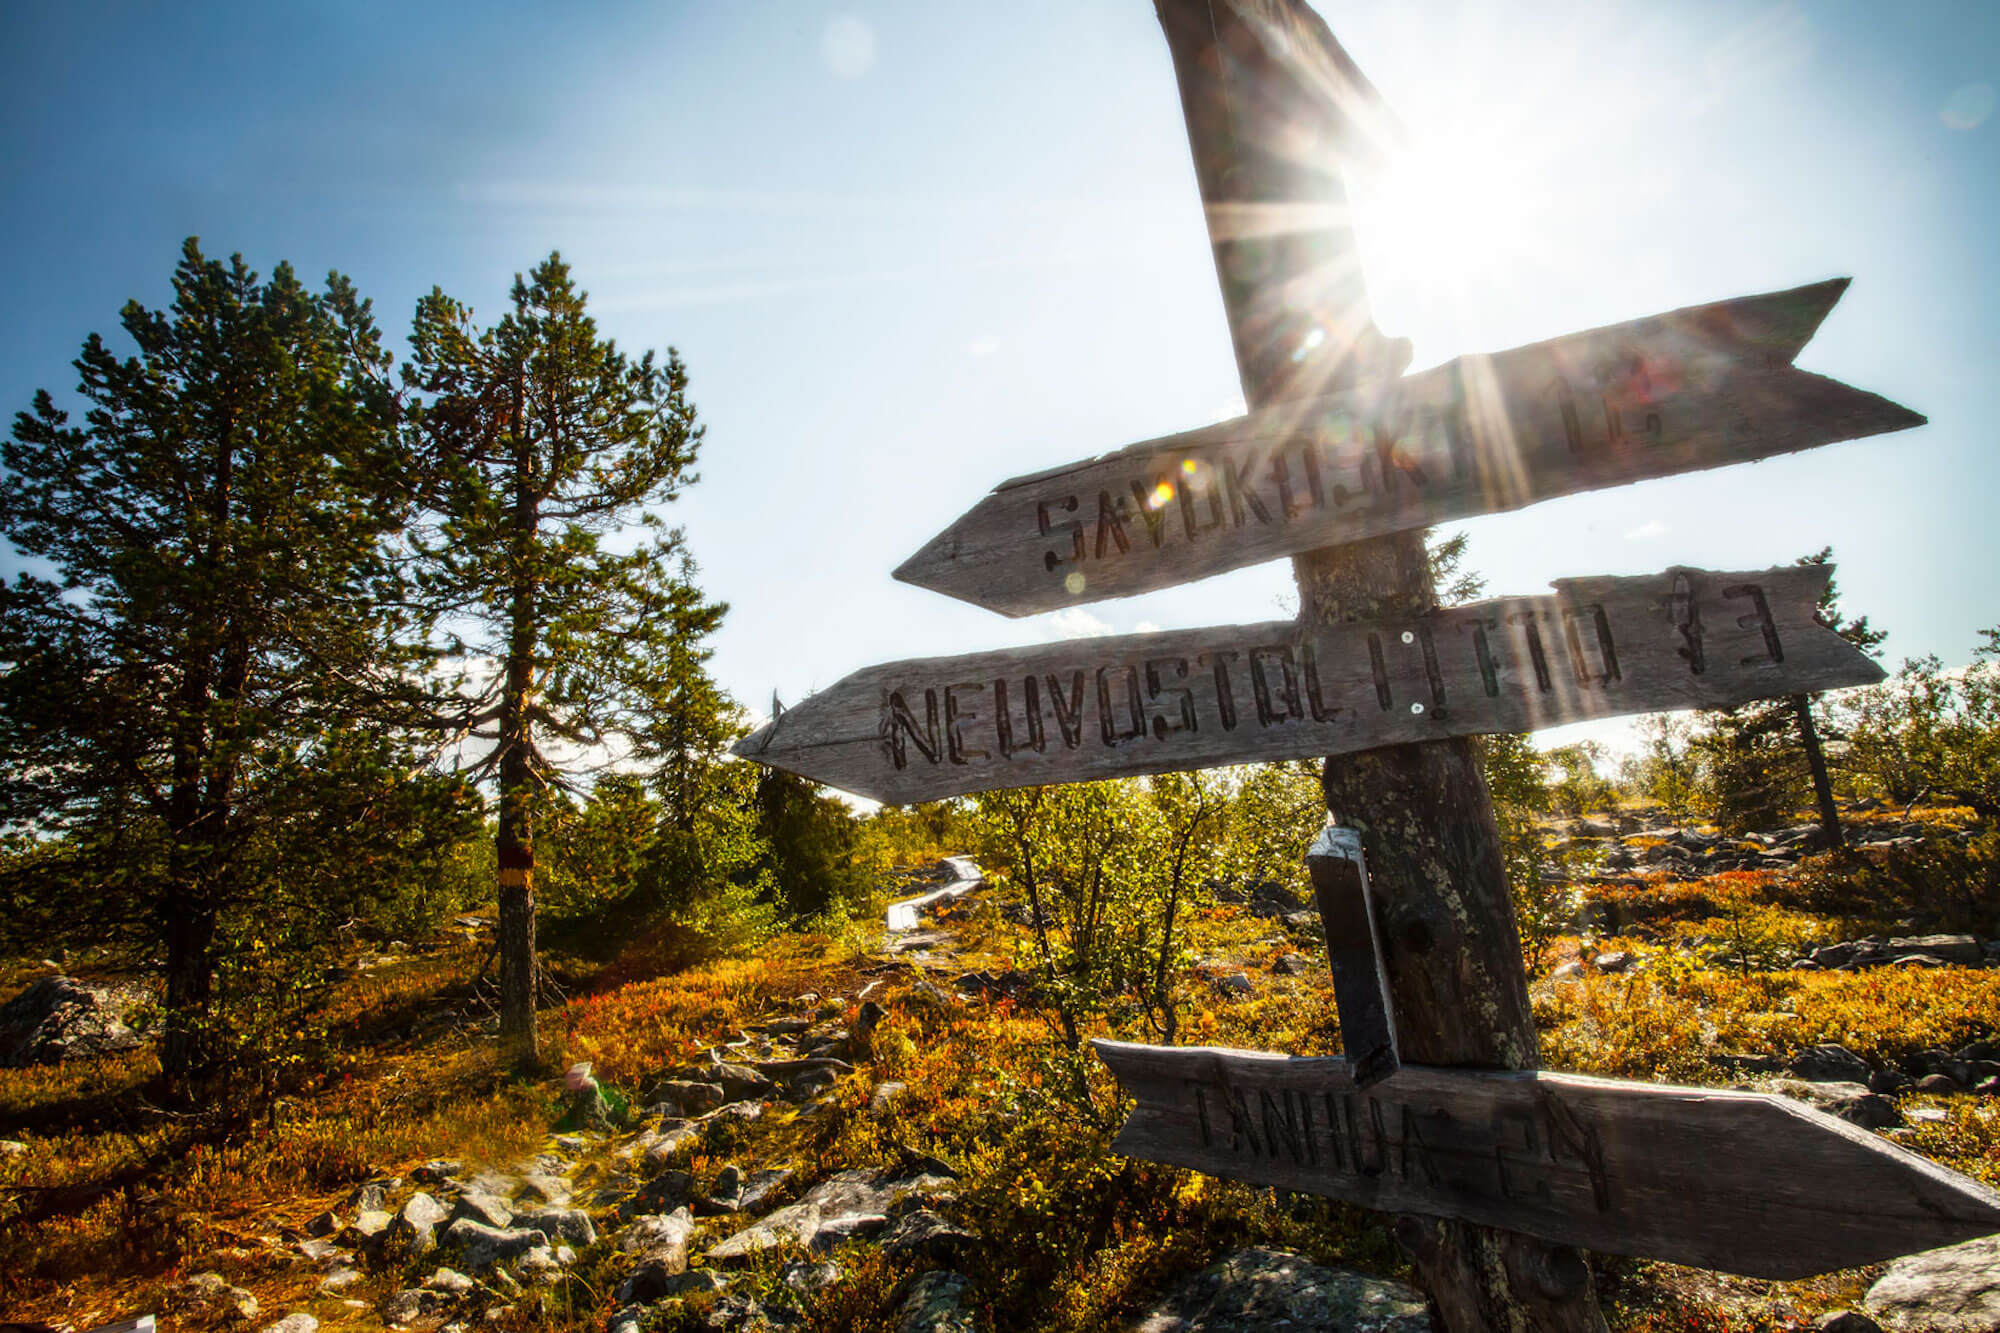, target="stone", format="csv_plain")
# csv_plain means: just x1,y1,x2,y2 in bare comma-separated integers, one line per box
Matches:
781,1259,843,1295
642,1125,702,1171
382,1288,444,1328
798,1163,956,1220
347,1180,392,1211
1268,954,1312,977
343,1208,393,1244
811,1213,890,1249
614,1207,697,1302
181,1273,260,1322
1773,1080,1904,1131
1864,1234,2000,1329
1214,972,1255,997
880,1209,976,1261
1595,950,1634,973
515,1171,570,1205
0,1138,26,1156
511,1206,595,1246
423,1269,476,1297
656,1268,729,1298
386,1191,452,1257
870,1082,909,1116
515,1245,565,1285
1887,935,1983,966
705,1201,821,1265
650,1079,726,1114
441,1218,550,1272
737,1167,794,1214
895,1270,976,1333
1870,1068,1916,1096
1918,1073,1964,1094
706,1100,763,1129
632,1167,695,1214
1132,1247,1431,1333
0,975,144,1067
305,1209,340,1237
262,1315,318,1333
789,1067,841,1099
412,1160,463,1185
851,1001,887,1061
707,1060,778,1102
319,1268,365,1293
1815,1314,1883,1332
450,1190,513,1229
703,1295,803,1330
